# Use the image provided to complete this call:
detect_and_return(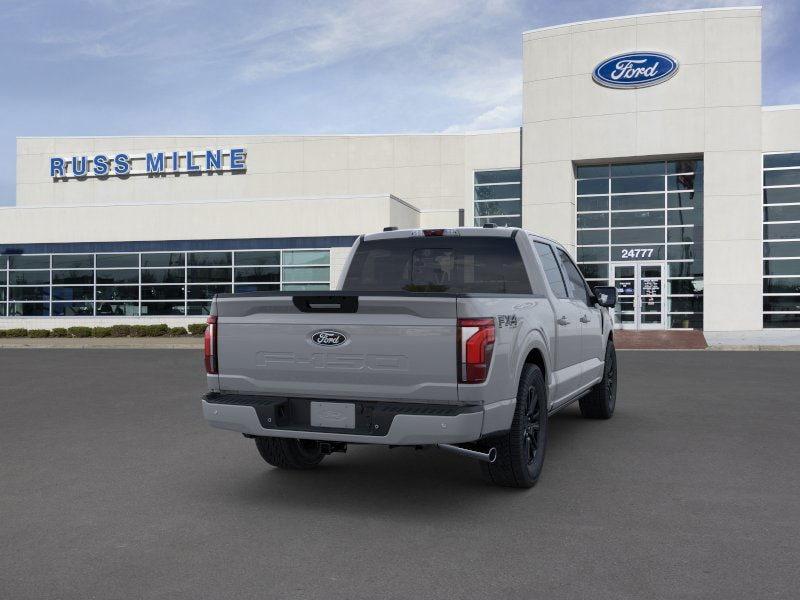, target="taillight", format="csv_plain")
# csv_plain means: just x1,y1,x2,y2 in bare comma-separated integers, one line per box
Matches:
204,315,218,374
457,318,495,384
